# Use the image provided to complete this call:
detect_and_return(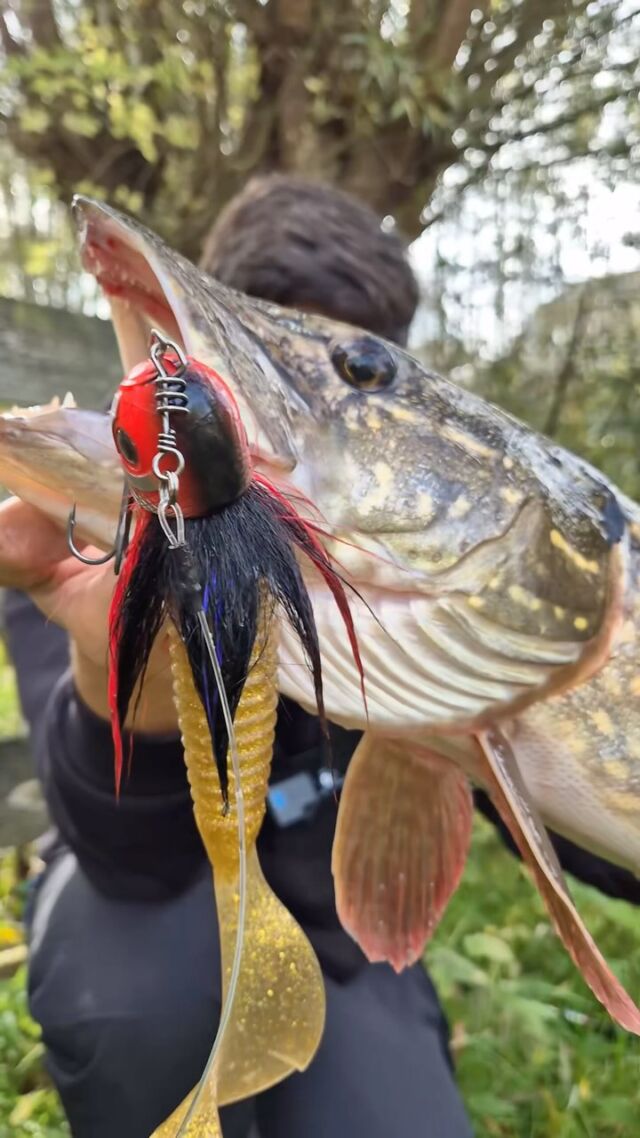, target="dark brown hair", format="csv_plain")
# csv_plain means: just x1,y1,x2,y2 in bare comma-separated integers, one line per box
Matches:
200,175,419,346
